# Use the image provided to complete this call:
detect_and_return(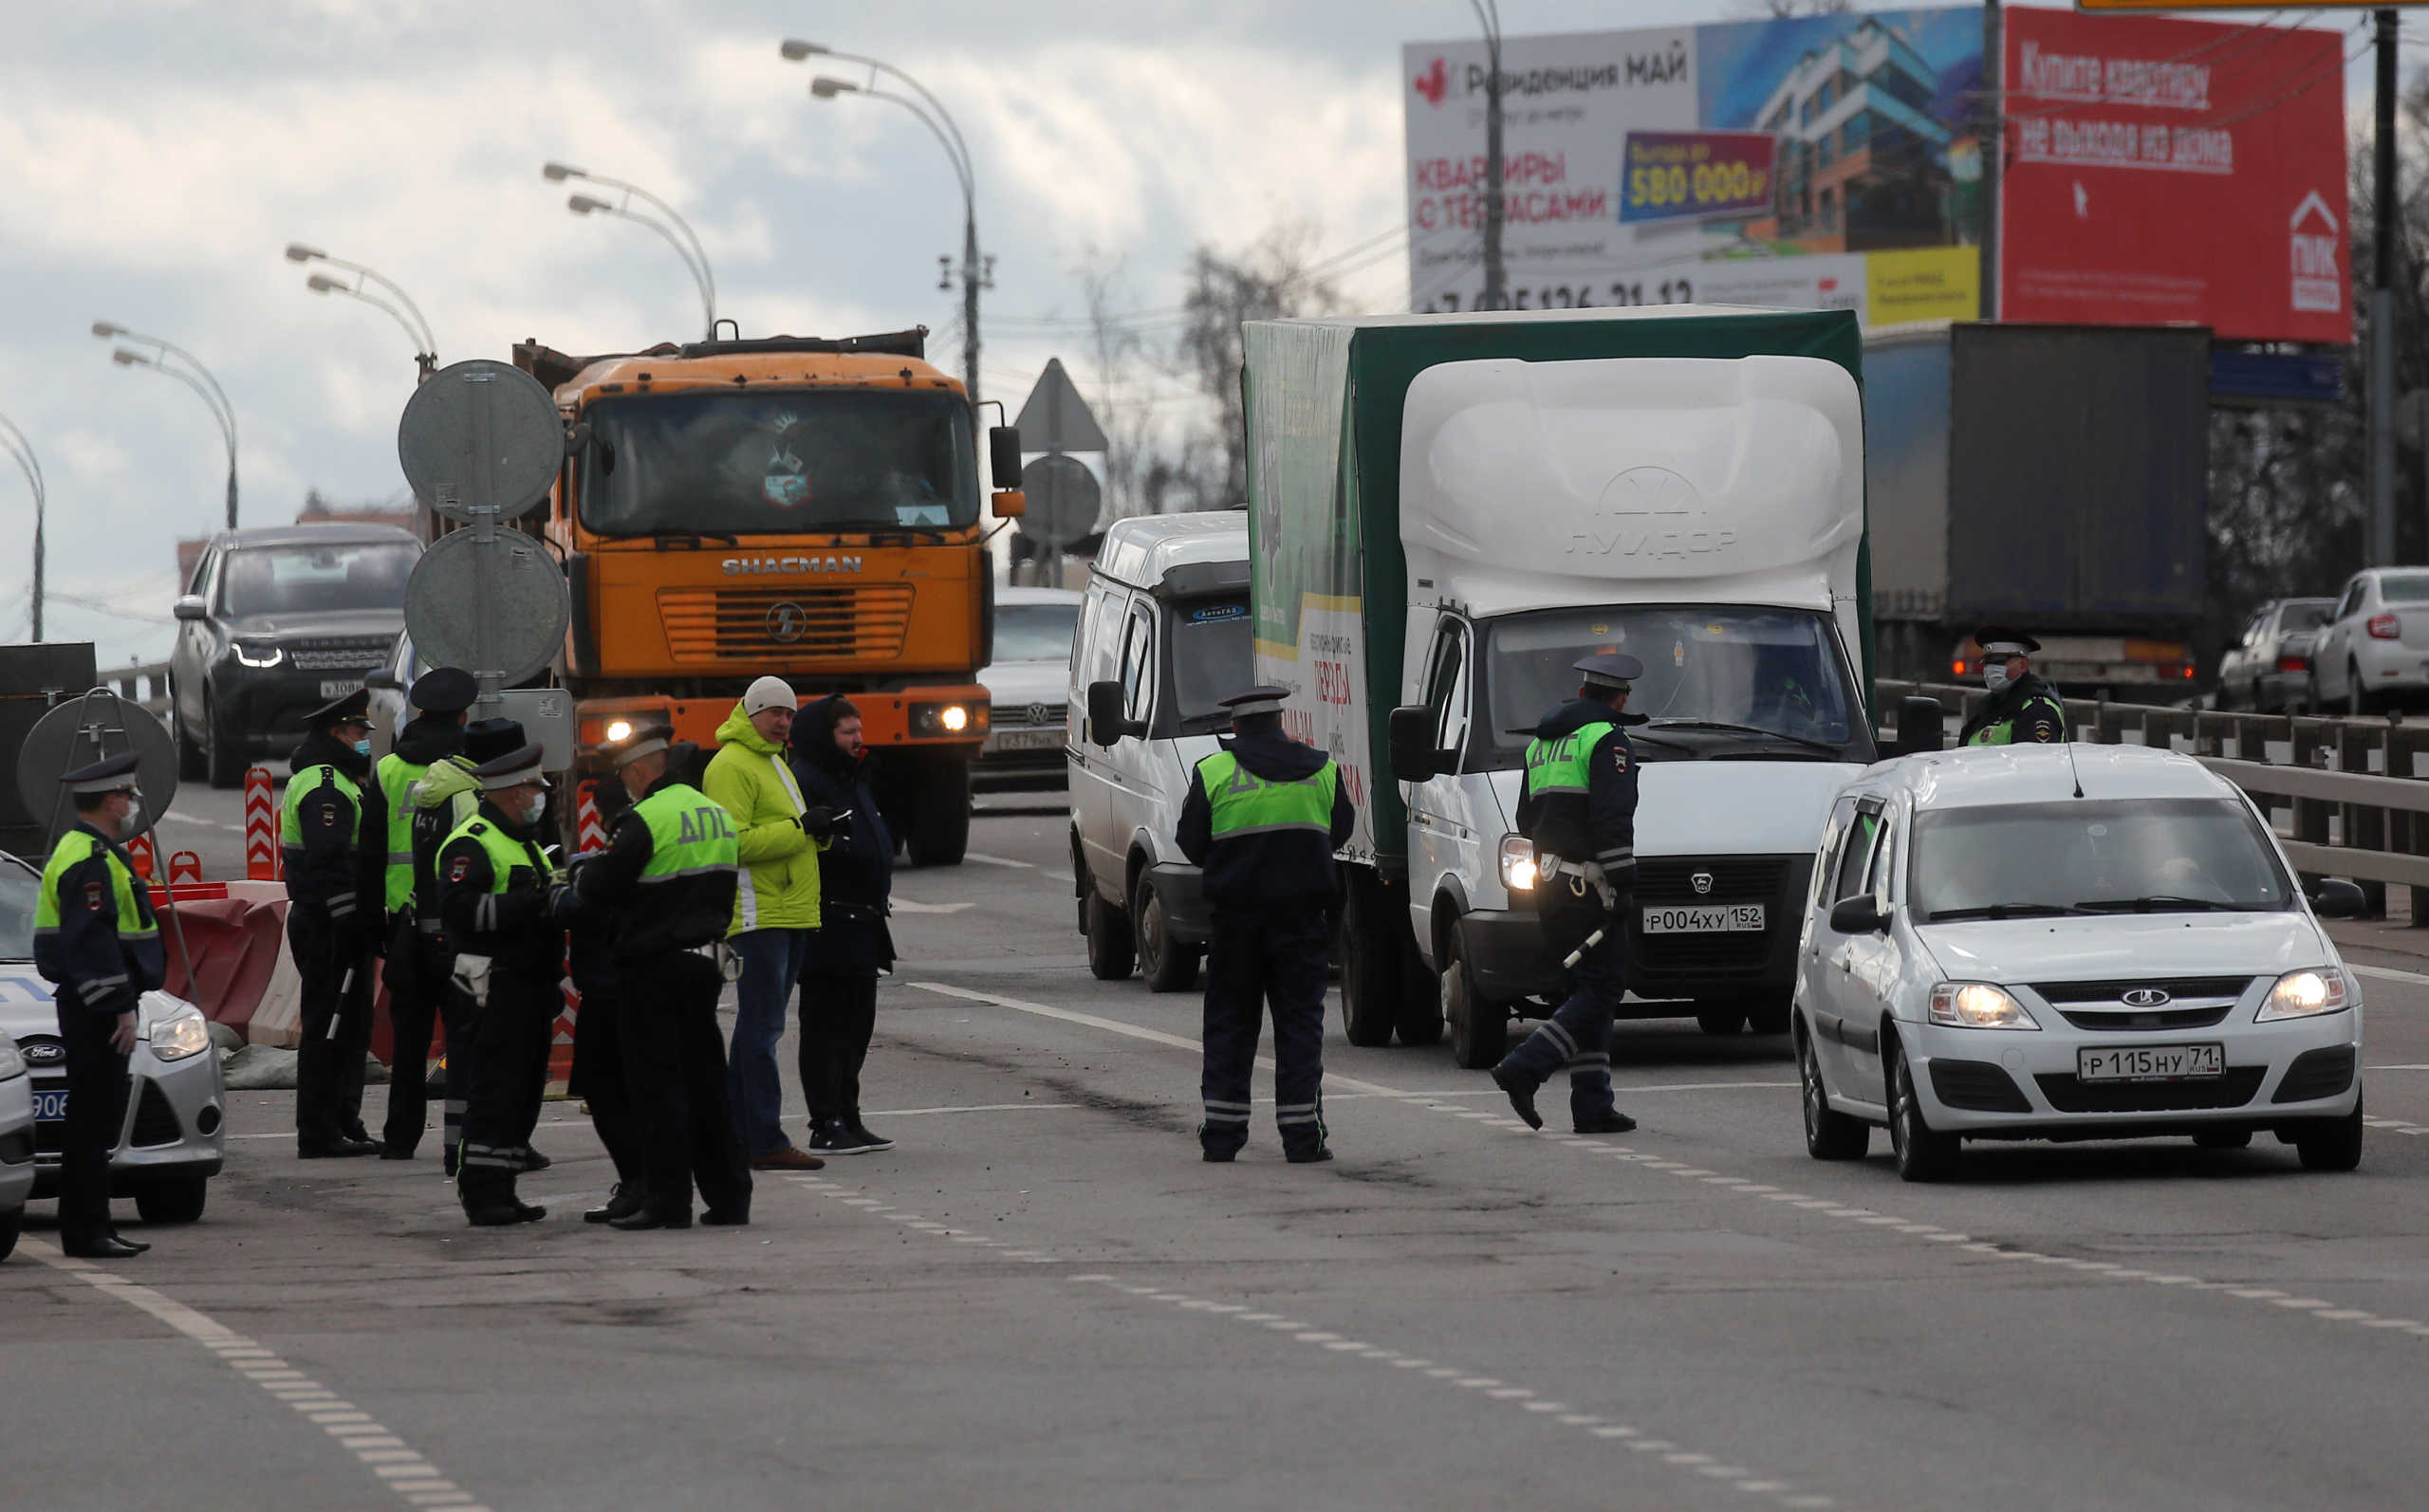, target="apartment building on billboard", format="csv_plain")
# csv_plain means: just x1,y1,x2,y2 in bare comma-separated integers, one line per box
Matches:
1744,16,1964,253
